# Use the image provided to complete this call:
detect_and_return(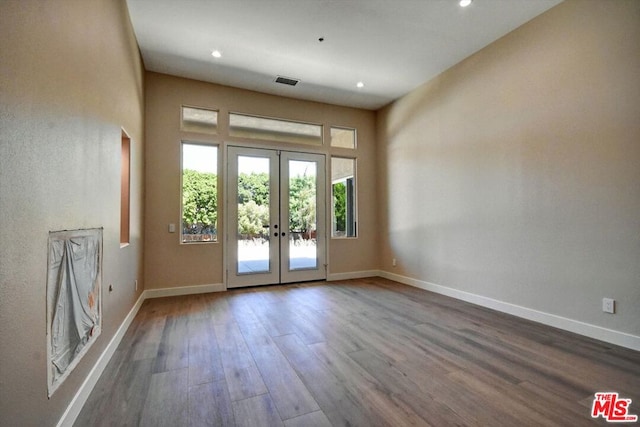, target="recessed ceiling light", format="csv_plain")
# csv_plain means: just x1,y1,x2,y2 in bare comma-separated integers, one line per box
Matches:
211,50,222,58
356,81,364,88
459,0,472,7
